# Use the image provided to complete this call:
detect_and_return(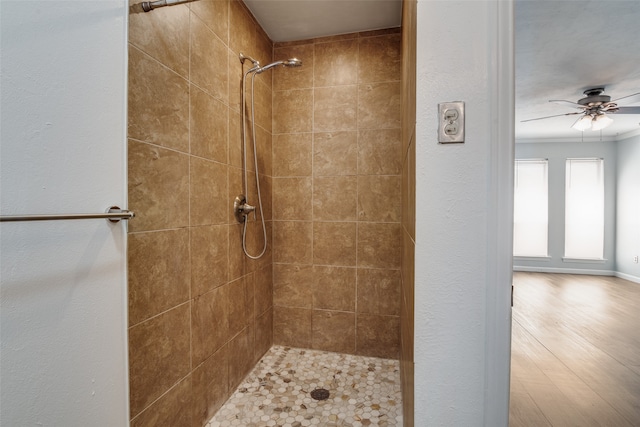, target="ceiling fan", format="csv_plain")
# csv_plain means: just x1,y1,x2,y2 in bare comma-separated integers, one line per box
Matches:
522,87,640,131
